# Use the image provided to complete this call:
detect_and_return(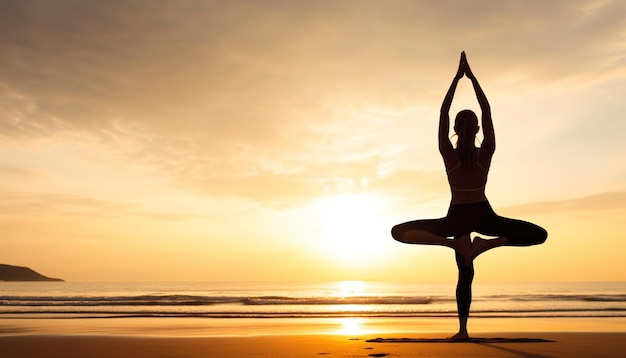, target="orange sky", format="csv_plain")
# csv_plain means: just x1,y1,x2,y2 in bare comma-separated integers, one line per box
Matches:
1,1,625,282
